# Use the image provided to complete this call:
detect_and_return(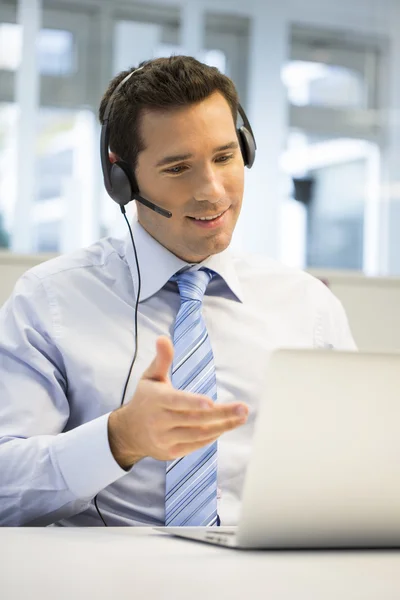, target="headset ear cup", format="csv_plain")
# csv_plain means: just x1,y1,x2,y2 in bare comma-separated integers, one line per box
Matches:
110,161,136,207
237,126,256,168
119,160,140,195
